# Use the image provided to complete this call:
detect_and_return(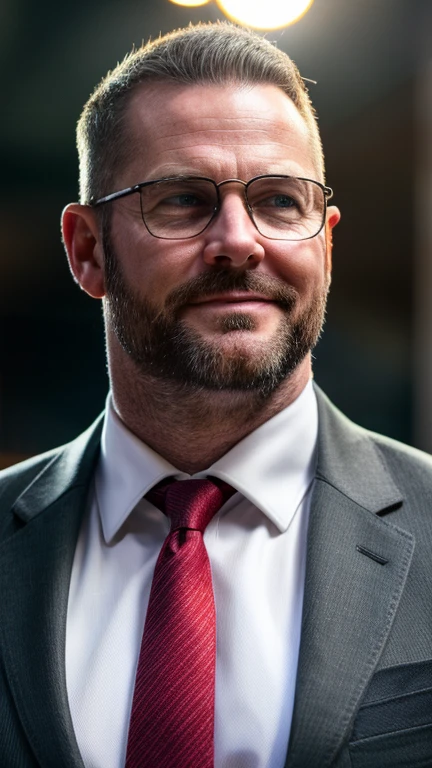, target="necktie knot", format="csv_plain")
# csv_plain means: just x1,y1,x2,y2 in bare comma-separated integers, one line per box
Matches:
147,477,235,532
